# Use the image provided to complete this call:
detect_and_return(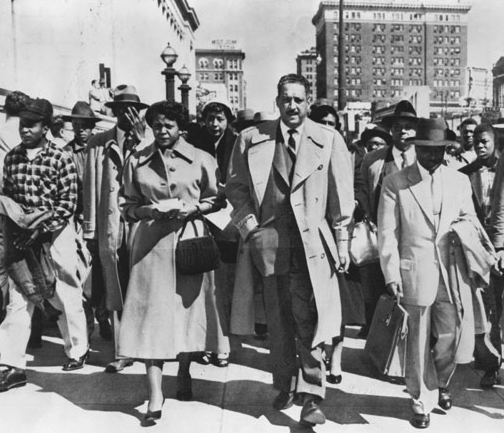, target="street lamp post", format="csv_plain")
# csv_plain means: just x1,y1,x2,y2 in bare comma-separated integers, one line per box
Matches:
160,42,179,101
177,65,192,110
